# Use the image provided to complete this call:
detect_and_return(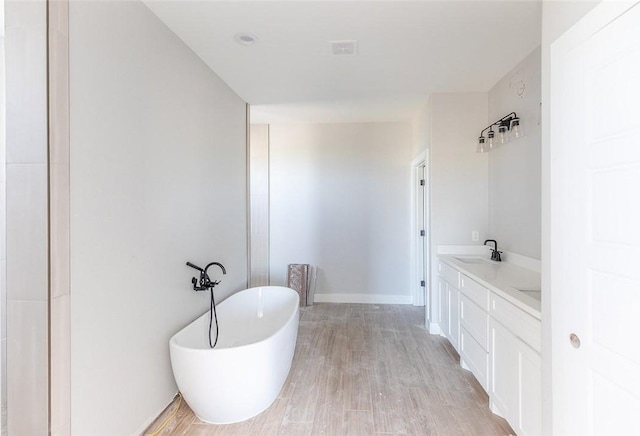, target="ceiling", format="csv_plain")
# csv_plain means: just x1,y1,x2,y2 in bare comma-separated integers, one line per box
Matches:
144,1,542,123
